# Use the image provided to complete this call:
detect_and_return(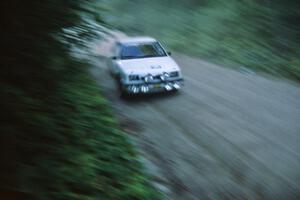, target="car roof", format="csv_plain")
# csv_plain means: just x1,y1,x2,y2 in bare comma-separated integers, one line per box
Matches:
118,36,157,44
